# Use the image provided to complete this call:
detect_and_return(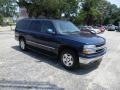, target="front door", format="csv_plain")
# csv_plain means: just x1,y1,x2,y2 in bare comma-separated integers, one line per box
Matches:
39,21,58,53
